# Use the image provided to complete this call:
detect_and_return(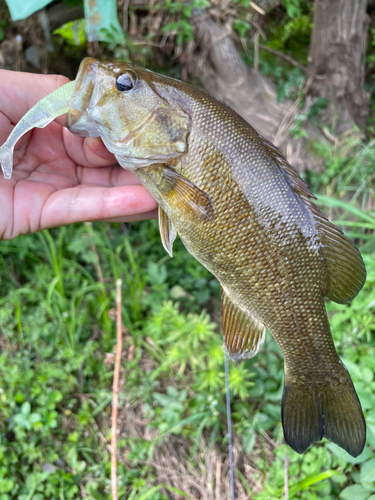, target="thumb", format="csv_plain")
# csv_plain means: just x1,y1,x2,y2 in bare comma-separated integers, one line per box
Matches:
62,128,117,168
83,137,117,166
